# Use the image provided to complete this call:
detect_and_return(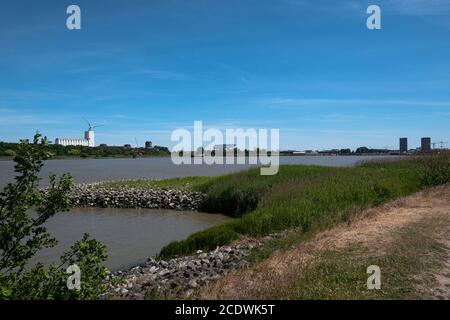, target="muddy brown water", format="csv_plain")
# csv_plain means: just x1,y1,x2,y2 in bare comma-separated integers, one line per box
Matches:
31,208,231,271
